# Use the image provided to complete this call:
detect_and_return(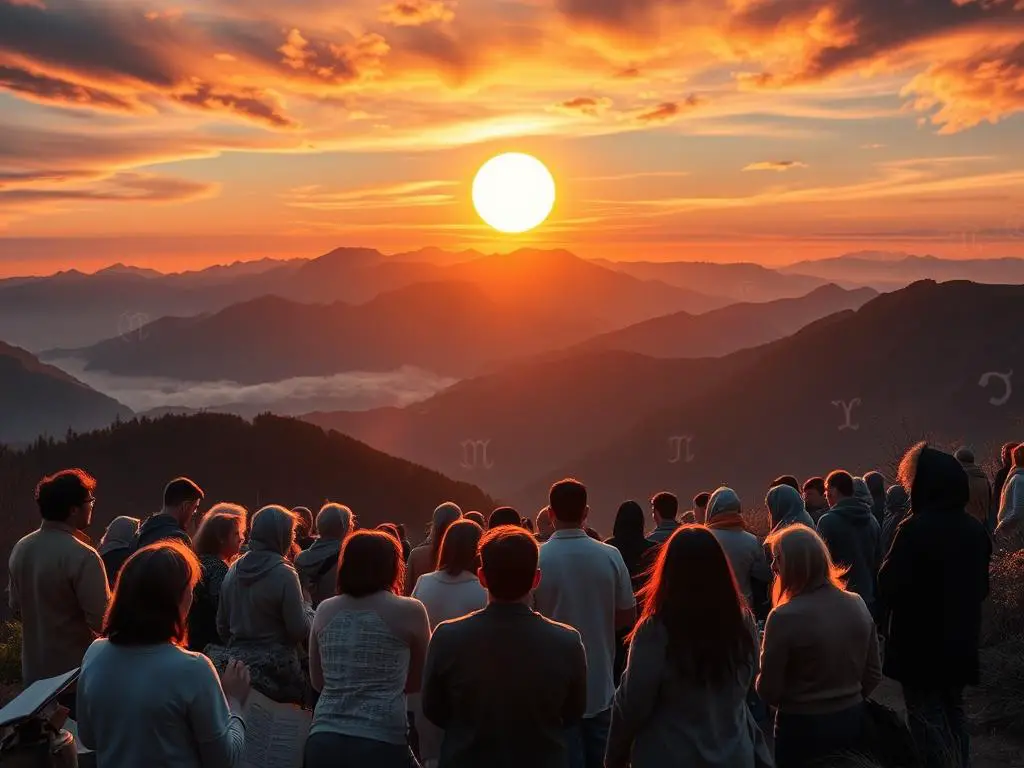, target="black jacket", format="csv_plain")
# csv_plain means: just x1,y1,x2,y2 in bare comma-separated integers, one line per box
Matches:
878,447,991,688
133,513,191,552
817,497,881,611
